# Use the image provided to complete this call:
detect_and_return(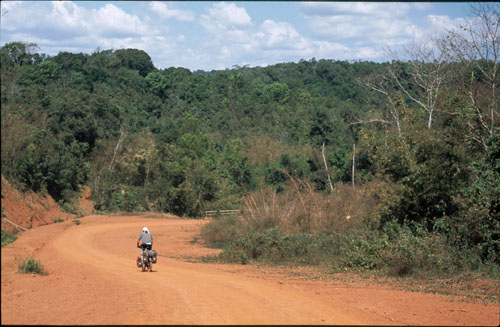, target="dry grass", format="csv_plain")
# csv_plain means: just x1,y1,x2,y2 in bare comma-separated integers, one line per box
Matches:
240,180,380,235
